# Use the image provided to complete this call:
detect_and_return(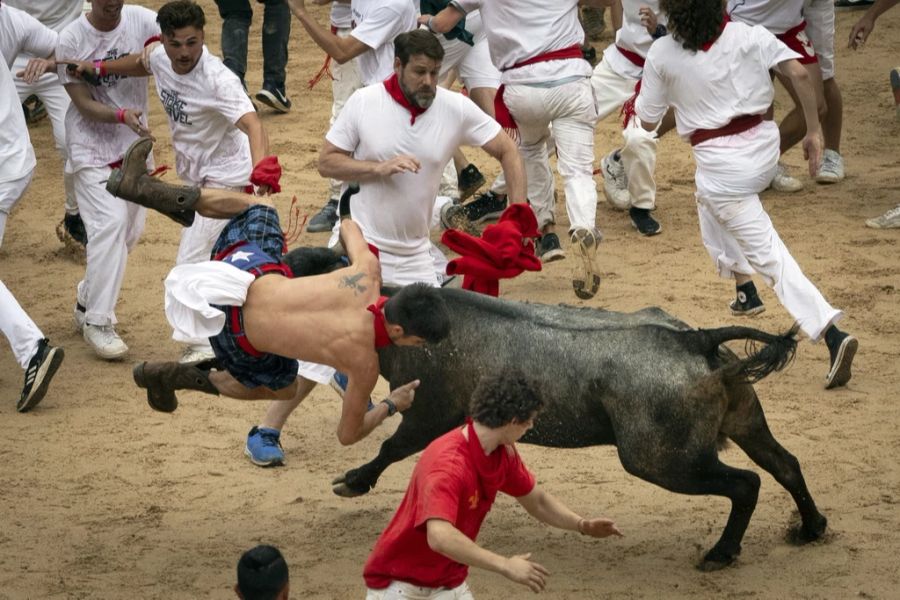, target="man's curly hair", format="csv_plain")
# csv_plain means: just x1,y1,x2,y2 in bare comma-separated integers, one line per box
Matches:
469,370,545,429
660,0,726,52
